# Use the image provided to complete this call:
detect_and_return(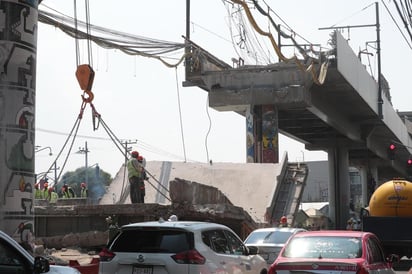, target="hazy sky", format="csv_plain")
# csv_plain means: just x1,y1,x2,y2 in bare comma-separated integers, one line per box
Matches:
35,0,412,178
